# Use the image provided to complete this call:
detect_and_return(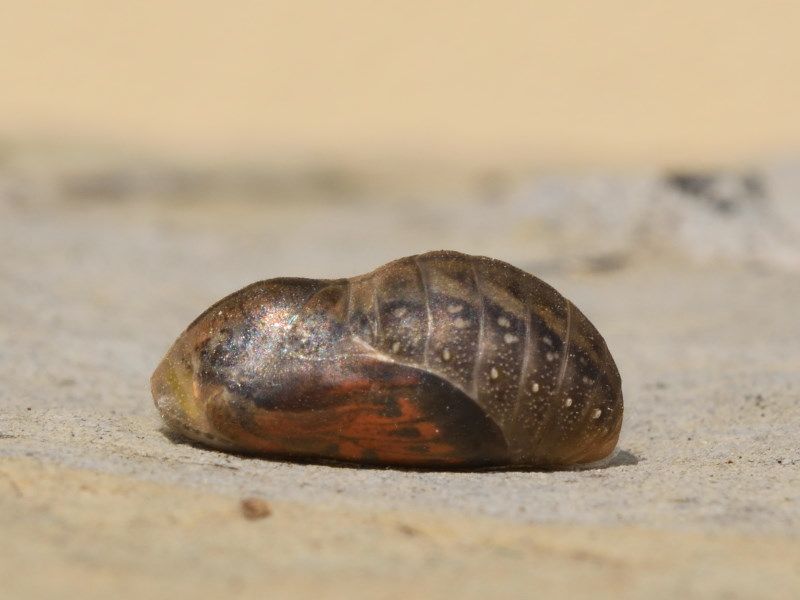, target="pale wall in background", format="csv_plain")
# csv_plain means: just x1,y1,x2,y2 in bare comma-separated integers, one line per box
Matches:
3,0,800,168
